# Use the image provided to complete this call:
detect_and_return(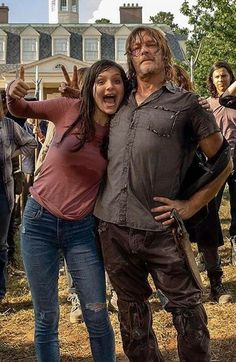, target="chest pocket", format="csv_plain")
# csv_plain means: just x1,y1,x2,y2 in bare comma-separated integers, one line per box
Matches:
142,106,180,138
0,135,12,148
